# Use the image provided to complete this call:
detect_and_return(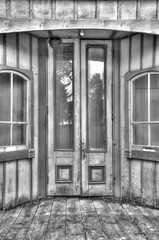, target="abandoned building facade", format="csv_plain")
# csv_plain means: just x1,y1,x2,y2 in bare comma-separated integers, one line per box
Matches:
0,0,159,209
